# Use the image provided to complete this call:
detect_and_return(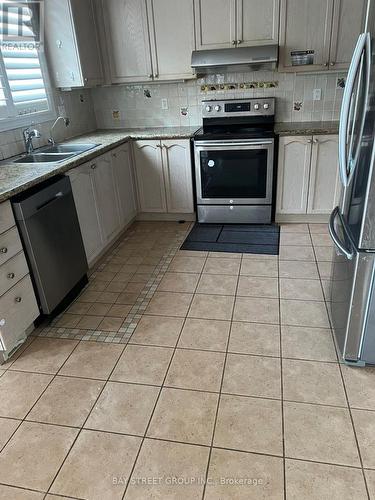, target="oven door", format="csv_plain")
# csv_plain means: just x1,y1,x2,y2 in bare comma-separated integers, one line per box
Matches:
194,139,274,205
